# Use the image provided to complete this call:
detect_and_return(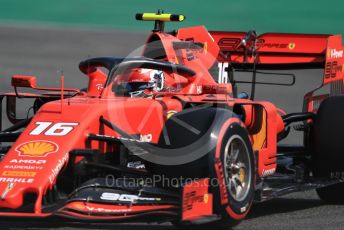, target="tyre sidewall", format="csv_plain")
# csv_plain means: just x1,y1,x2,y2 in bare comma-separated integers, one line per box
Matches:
312,96,344,177
209,121,255,220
